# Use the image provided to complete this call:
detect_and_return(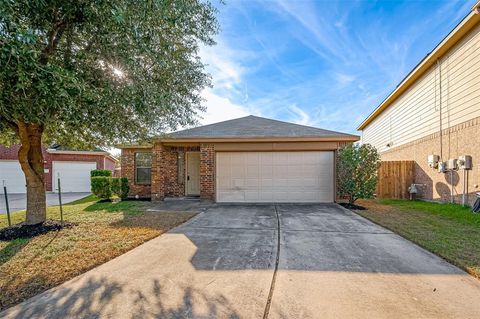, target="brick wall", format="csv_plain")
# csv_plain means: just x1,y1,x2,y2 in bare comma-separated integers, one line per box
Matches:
200,143,215,200
121,148,152,198
381,116,480,206
104,157,117,171
150,143,164,200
